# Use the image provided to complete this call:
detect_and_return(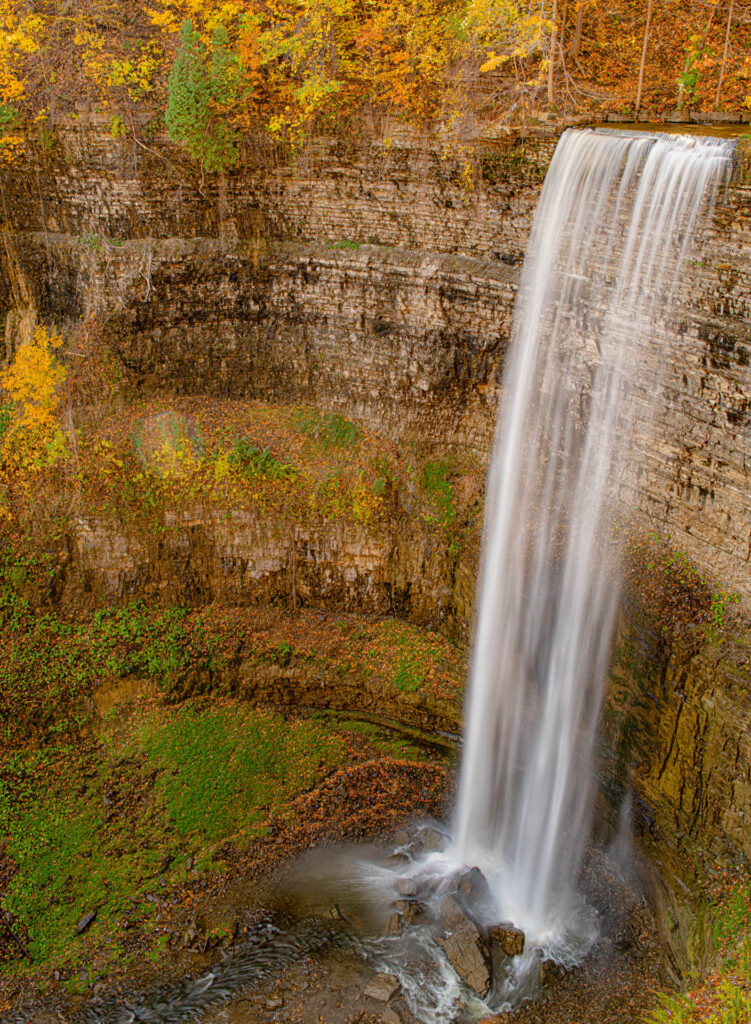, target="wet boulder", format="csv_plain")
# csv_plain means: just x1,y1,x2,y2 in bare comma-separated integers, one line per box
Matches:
488,921,525,957
440,893,470,931
364,972,401,1002
416,826,446,853
439,919,492,998
539,958,567,987
384,911,403,936
393,898,426,926
395,877,419,897
458,866,494,909
401,900,425,925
